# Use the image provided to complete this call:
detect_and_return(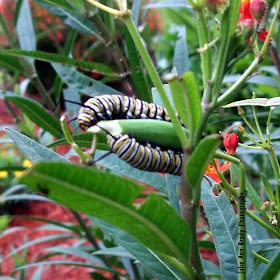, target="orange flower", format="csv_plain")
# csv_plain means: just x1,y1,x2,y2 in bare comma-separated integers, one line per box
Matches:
205,160,230,183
